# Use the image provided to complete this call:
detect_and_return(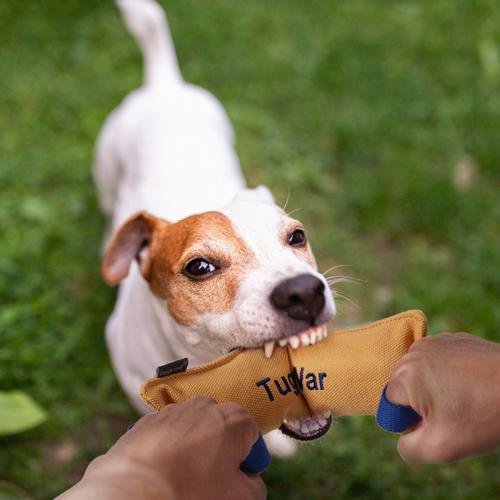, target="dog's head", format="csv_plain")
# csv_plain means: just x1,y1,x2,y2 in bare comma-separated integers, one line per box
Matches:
103,187,335,358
